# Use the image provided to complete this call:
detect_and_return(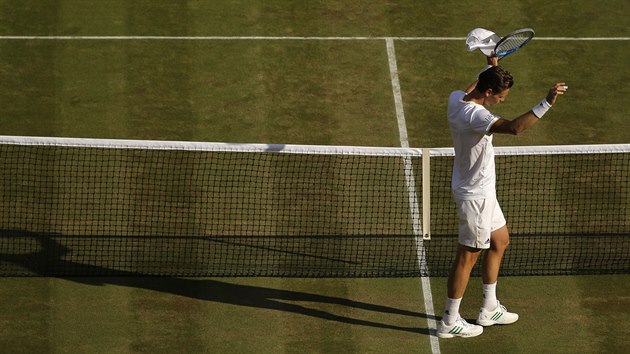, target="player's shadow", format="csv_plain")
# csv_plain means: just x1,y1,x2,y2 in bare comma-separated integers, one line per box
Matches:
0,230,436,335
